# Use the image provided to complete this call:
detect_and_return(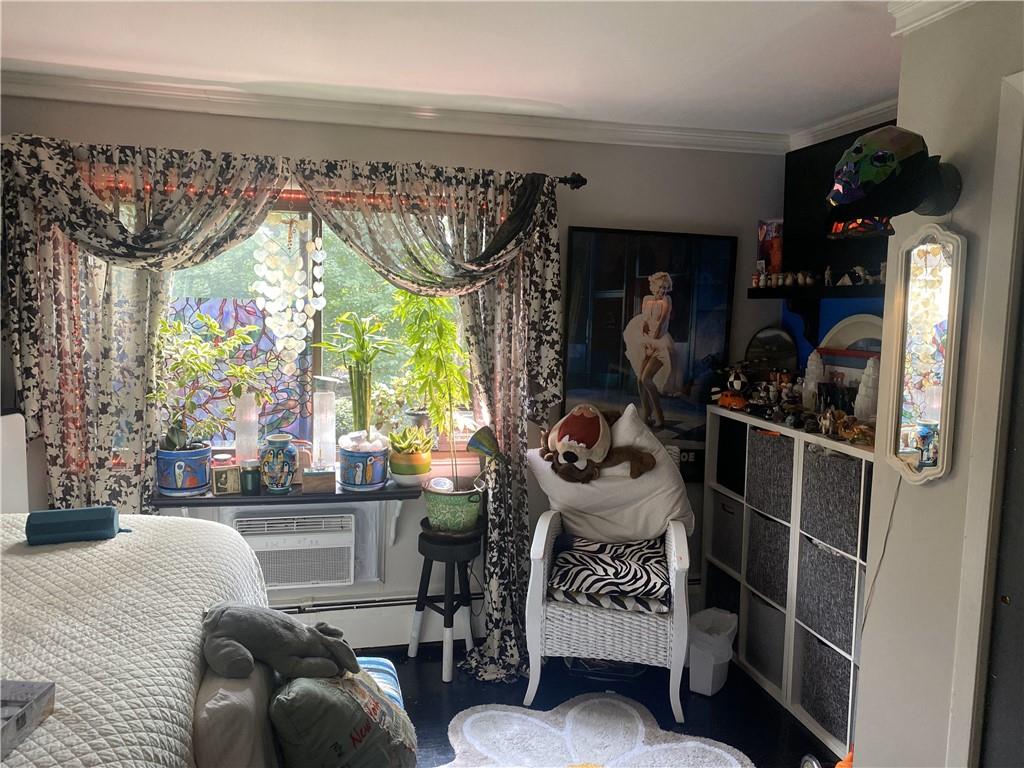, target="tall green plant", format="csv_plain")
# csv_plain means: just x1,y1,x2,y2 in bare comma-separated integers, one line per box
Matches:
392,291,471,479
316,312,399,433
148,313,270,450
